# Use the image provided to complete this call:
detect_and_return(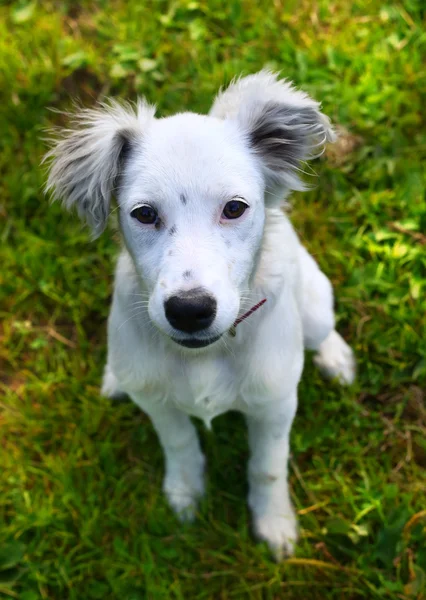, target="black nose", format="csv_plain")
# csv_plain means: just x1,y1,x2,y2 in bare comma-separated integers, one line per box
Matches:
165,288,217,333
